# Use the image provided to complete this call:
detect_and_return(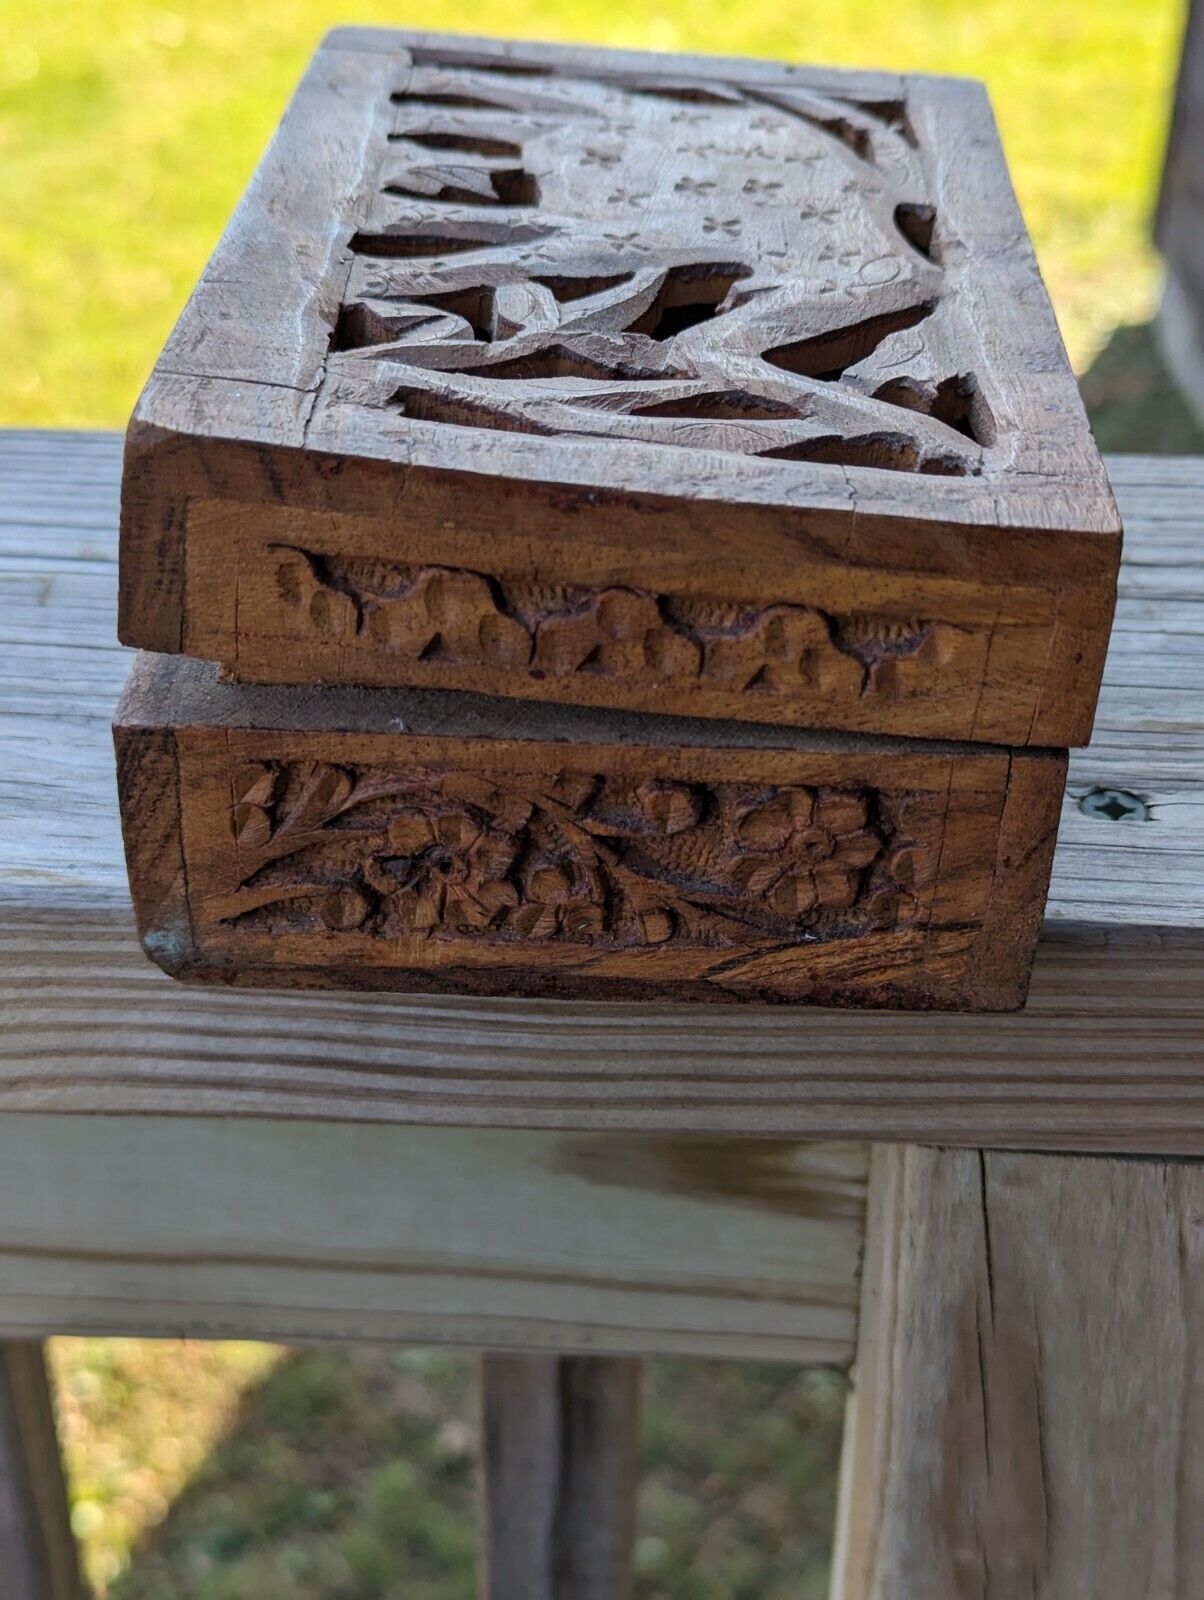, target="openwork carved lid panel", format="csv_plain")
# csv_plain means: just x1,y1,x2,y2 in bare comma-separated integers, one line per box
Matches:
119,29,1119,747
344,61,978,474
